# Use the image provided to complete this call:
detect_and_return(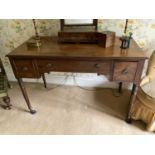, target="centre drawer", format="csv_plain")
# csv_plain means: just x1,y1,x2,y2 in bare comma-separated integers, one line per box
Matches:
37,59,111,74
